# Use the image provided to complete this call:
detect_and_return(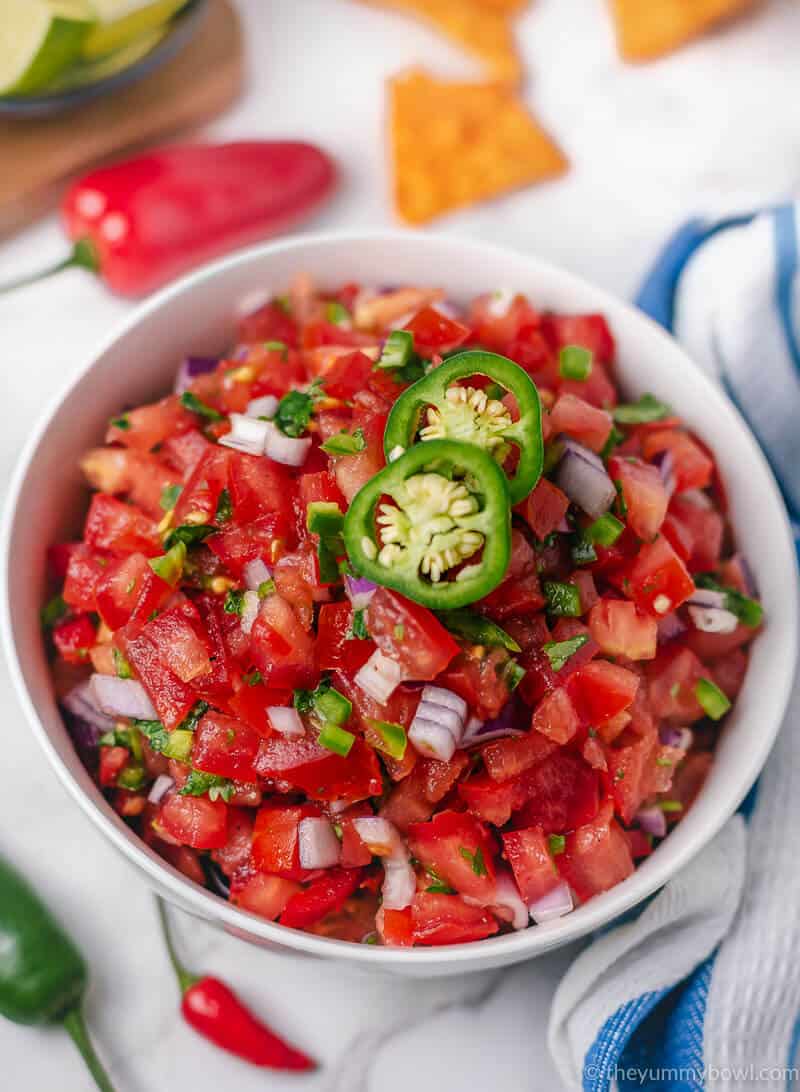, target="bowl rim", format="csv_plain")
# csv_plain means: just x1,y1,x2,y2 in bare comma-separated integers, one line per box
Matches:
3,228,797,967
